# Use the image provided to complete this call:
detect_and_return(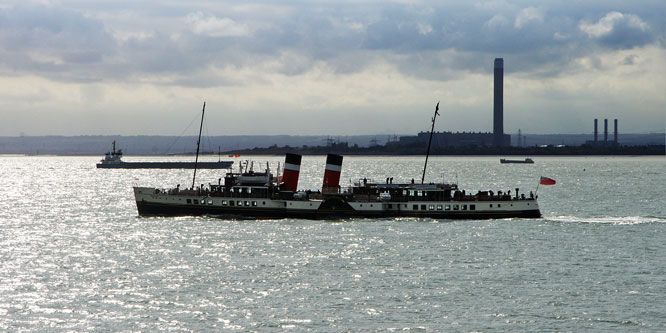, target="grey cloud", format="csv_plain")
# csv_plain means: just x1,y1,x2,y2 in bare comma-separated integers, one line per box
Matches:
0,1,664,86
0,4,116,81
597,19,655,49
579,11,656,49
622,54,638,65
